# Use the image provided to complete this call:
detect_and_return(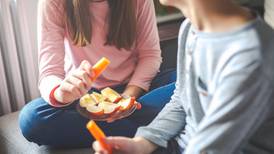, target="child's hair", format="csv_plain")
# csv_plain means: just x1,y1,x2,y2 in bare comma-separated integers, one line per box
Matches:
65,0,137,49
